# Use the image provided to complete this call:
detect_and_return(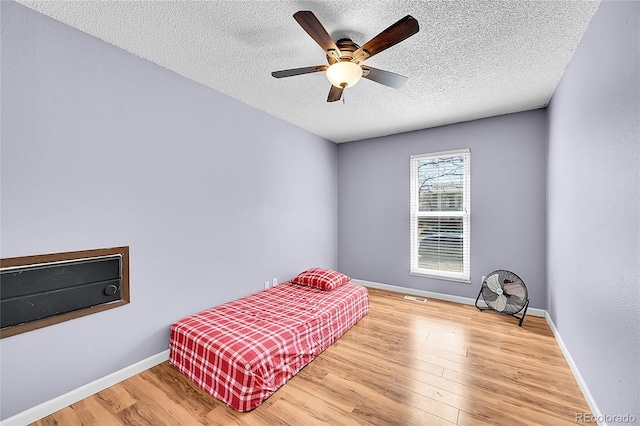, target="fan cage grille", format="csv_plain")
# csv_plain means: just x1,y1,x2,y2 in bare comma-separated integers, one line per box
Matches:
479,270,528,315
